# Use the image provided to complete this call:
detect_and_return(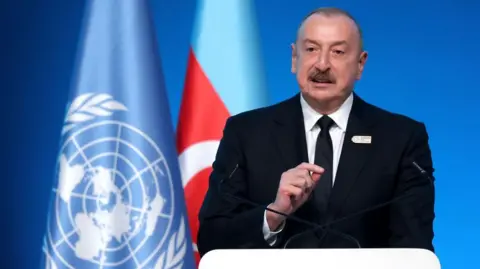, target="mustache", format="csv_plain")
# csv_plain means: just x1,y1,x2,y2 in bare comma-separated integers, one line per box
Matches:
309,69,336,83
